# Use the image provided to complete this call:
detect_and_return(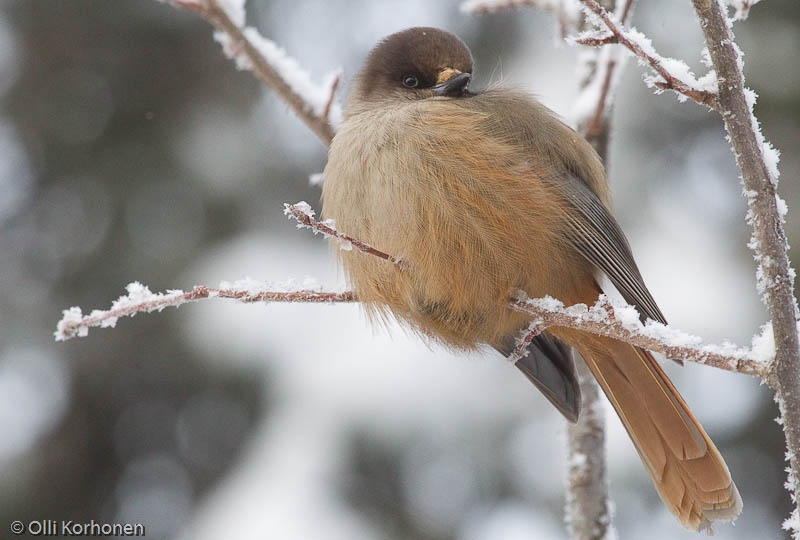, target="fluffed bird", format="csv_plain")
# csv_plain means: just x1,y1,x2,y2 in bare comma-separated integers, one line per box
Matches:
321,26,741,530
